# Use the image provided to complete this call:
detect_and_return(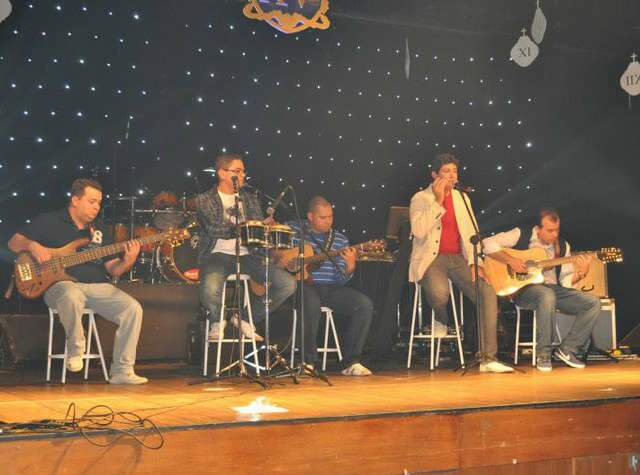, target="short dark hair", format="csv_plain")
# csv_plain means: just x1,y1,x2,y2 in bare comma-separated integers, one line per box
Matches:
70,178,102,199
214,153,243,172
307,195,332,213
538,208,560,226
431,152,459,173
